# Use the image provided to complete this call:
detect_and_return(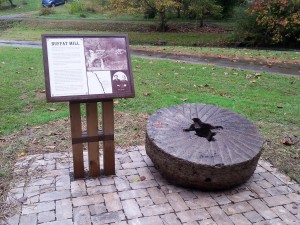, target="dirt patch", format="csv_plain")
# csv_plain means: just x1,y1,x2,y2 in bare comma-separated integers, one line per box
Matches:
256,122,300,183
